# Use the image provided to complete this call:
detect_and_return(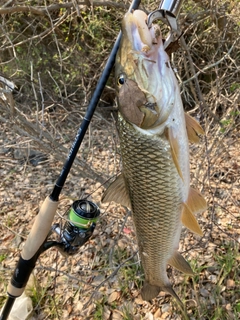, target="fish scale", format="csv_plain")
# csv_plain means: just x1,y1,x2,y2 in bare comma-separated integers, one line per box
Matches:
118,113,182,286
